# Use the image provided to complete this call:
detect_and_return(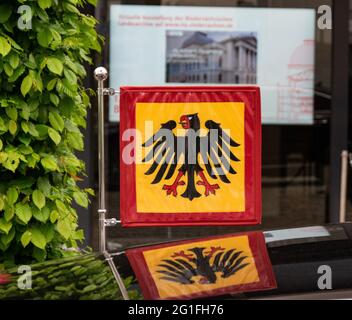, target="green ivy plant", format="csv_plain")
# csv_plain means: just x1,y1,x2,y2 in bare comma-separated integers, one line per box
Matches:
0,0,102,266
